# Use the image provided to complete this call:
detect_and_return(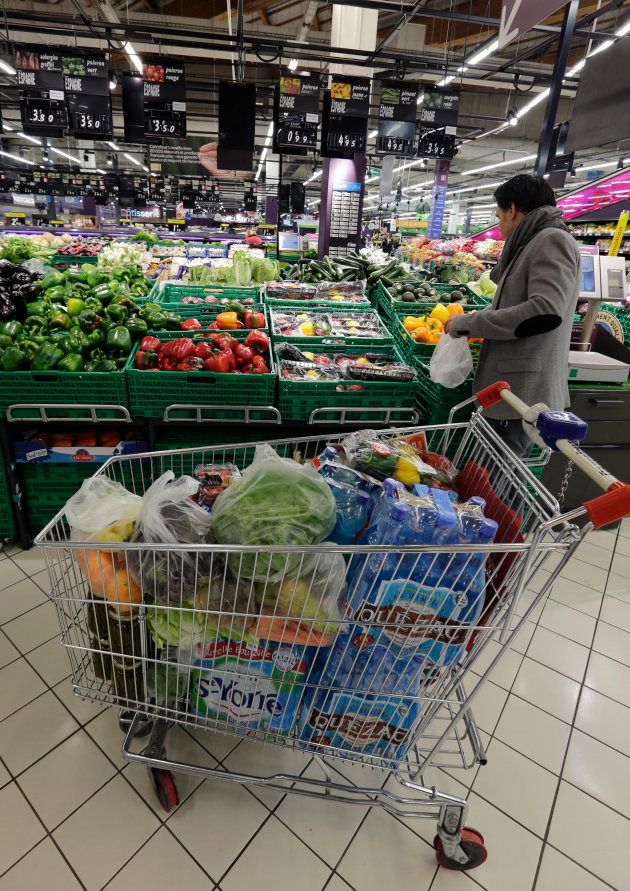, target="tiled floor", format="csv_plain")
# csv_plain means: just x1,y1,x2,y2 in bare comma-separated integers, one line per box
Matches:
1,525,630,890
